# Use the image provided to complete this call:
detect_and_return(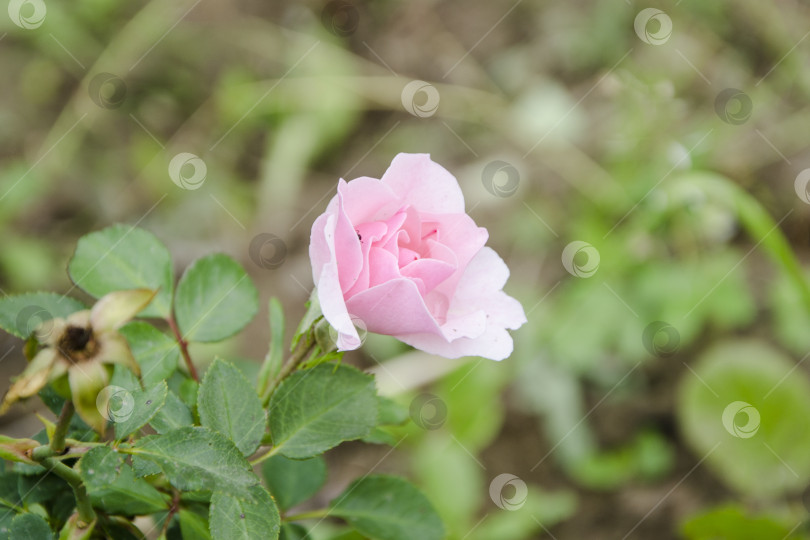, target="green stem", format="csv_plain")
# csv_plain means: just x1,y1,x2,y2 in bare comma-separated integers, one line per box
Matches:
40,457,96,525
249,444,280,467
51,401,73,453
284,508,331,521
261,335,318,407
